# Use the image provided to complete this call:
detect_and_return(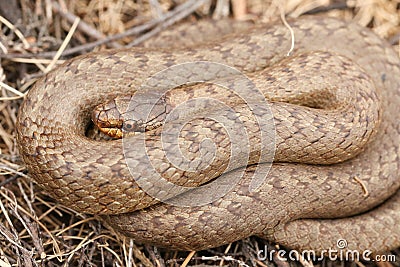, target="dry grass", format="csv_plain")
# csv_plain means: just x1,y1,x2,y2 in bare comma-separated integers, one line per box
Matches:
0,0,400,266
